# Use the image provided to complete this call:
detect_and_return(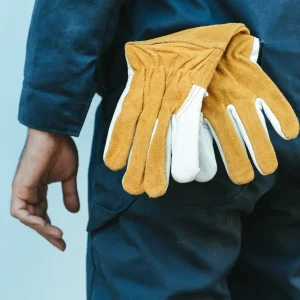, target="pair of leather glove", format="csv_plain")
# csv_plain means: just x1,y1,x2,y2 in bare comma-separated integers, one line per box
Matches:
103,23,299,197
